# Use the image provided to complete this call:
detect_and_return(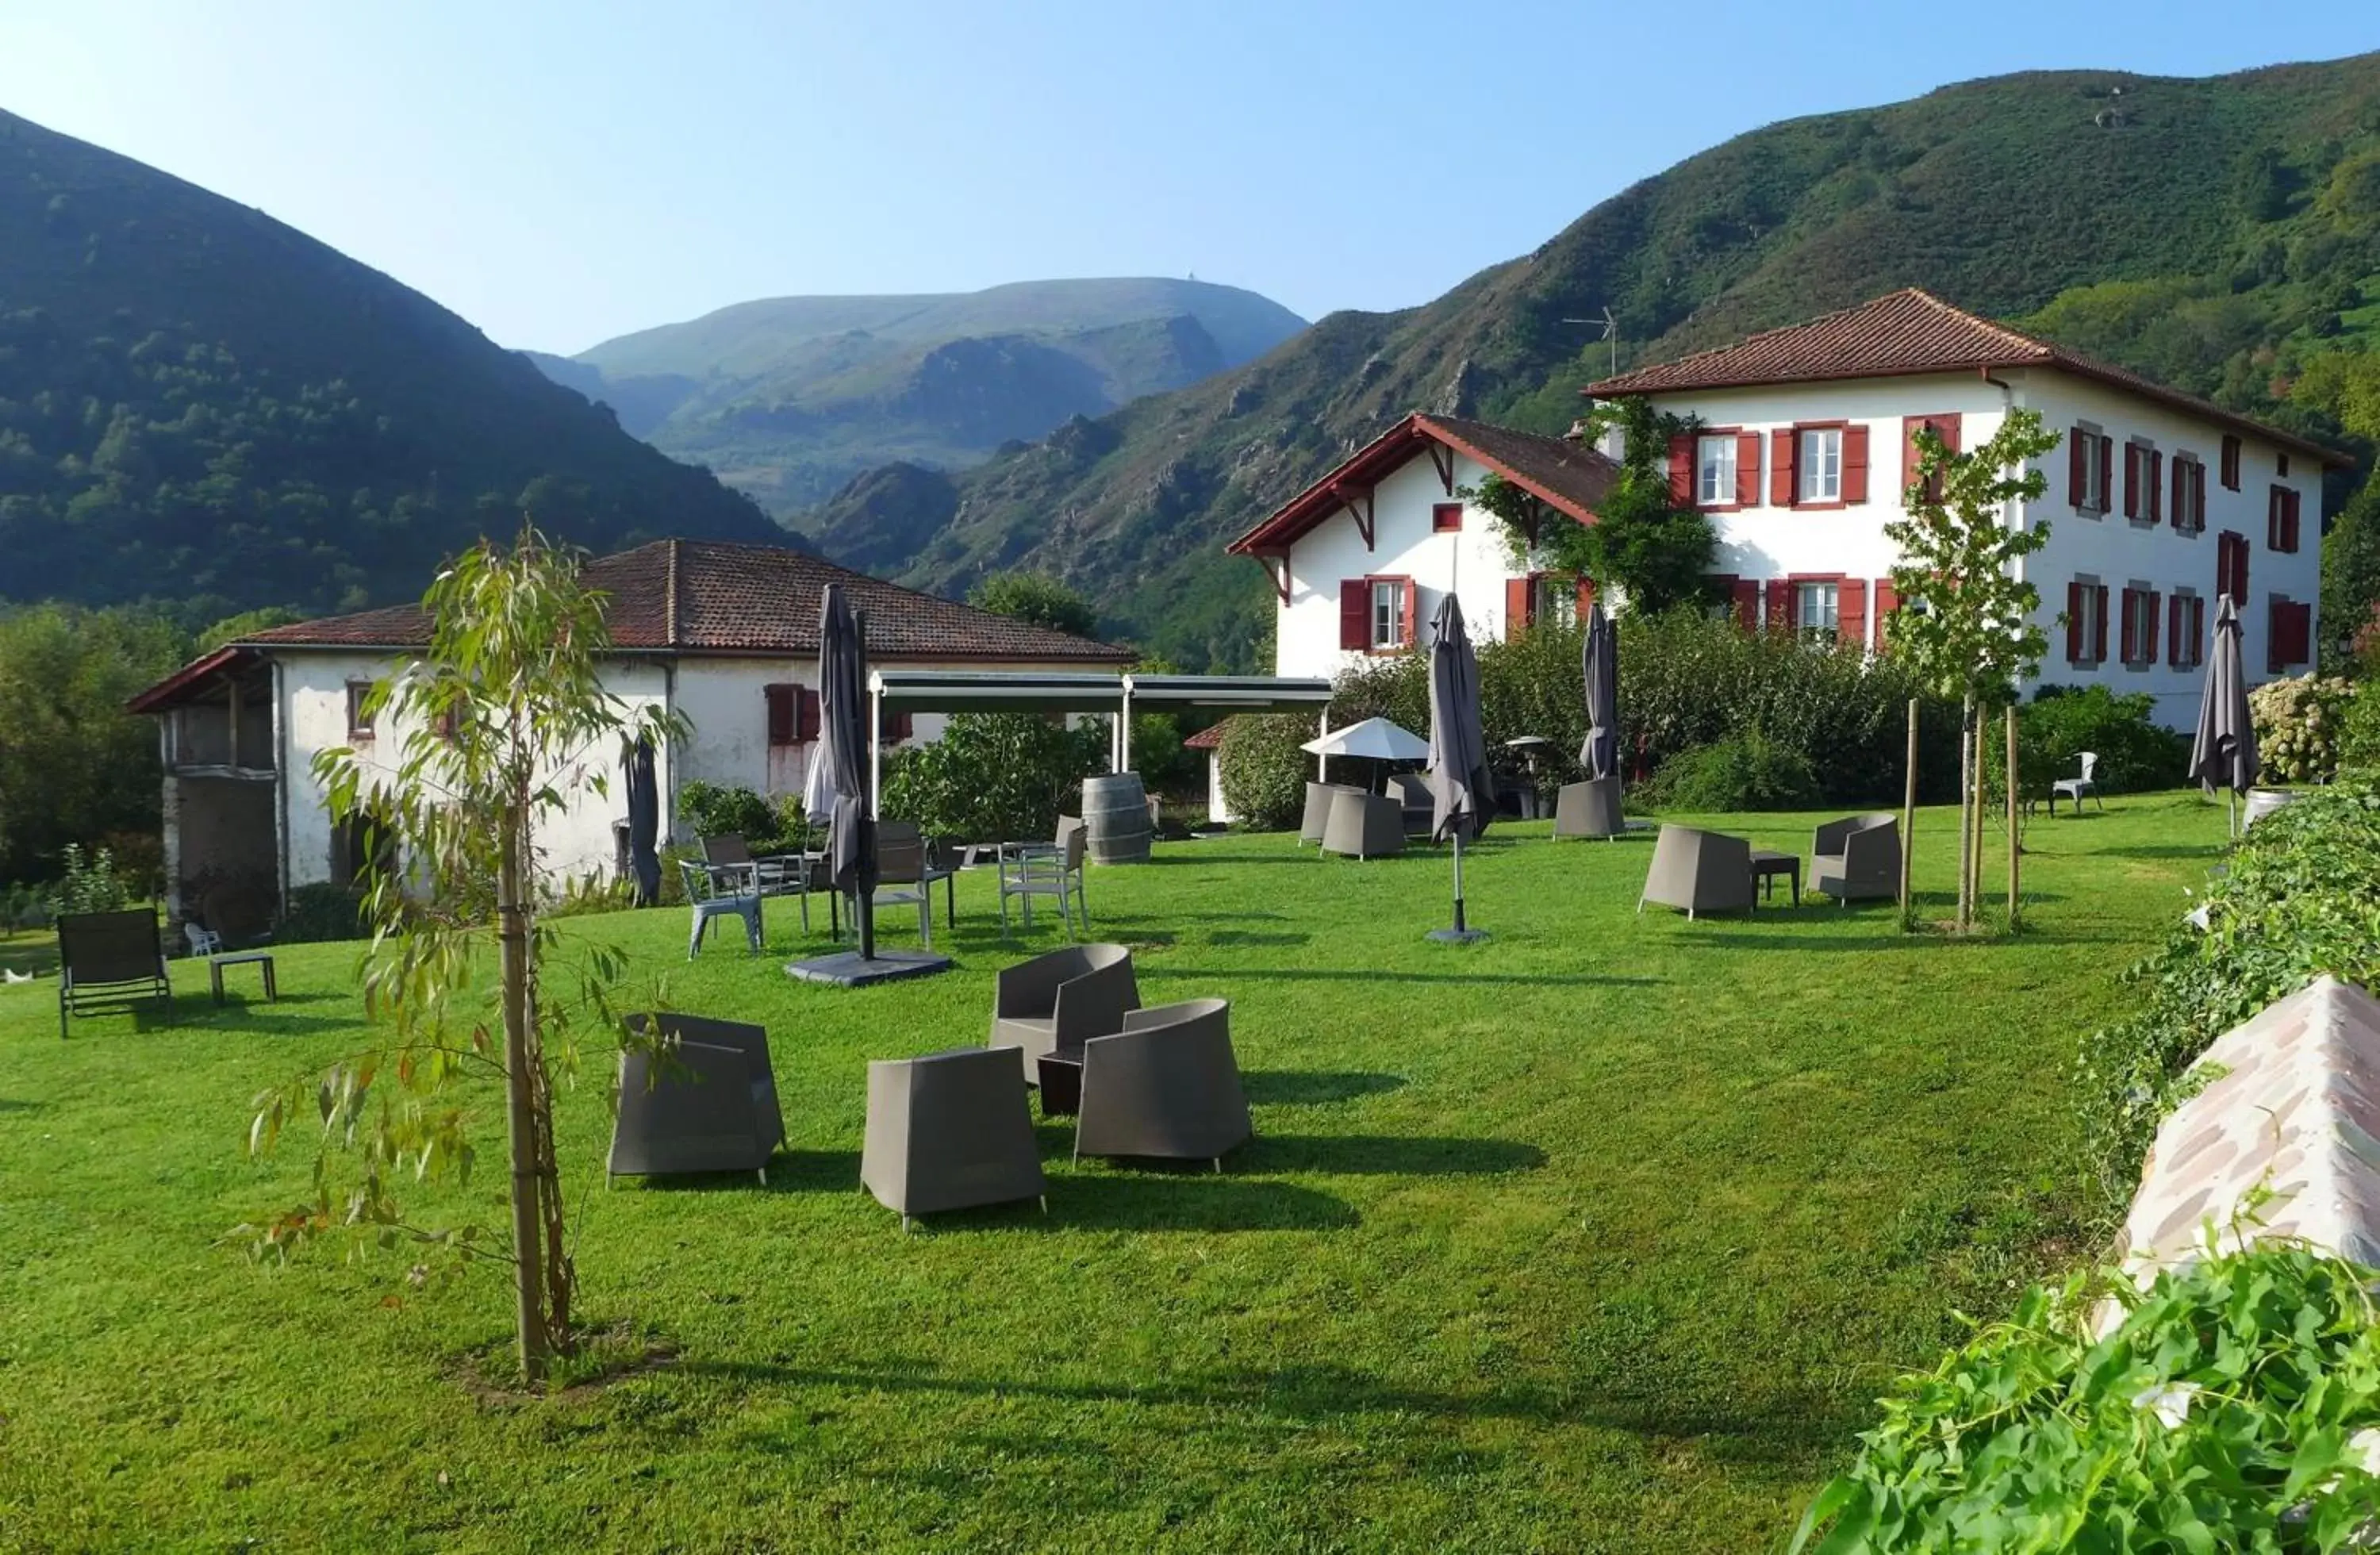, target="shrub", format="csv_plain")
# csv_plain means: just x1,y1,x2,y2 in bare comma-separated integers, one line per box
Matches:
881,713,1107,843
1218,714,1316,830
678,781,780,847
1990,684,2189,806
52,843,132,915
1640,730,1821,812
2249,674,2355,785
279,882,364,944
1,881,53,933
